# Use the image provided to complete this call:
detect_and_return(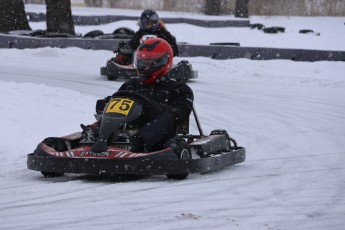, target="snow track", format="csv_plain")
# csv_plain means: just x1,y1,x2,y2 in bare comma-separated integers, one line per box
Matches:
1,11,345,230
